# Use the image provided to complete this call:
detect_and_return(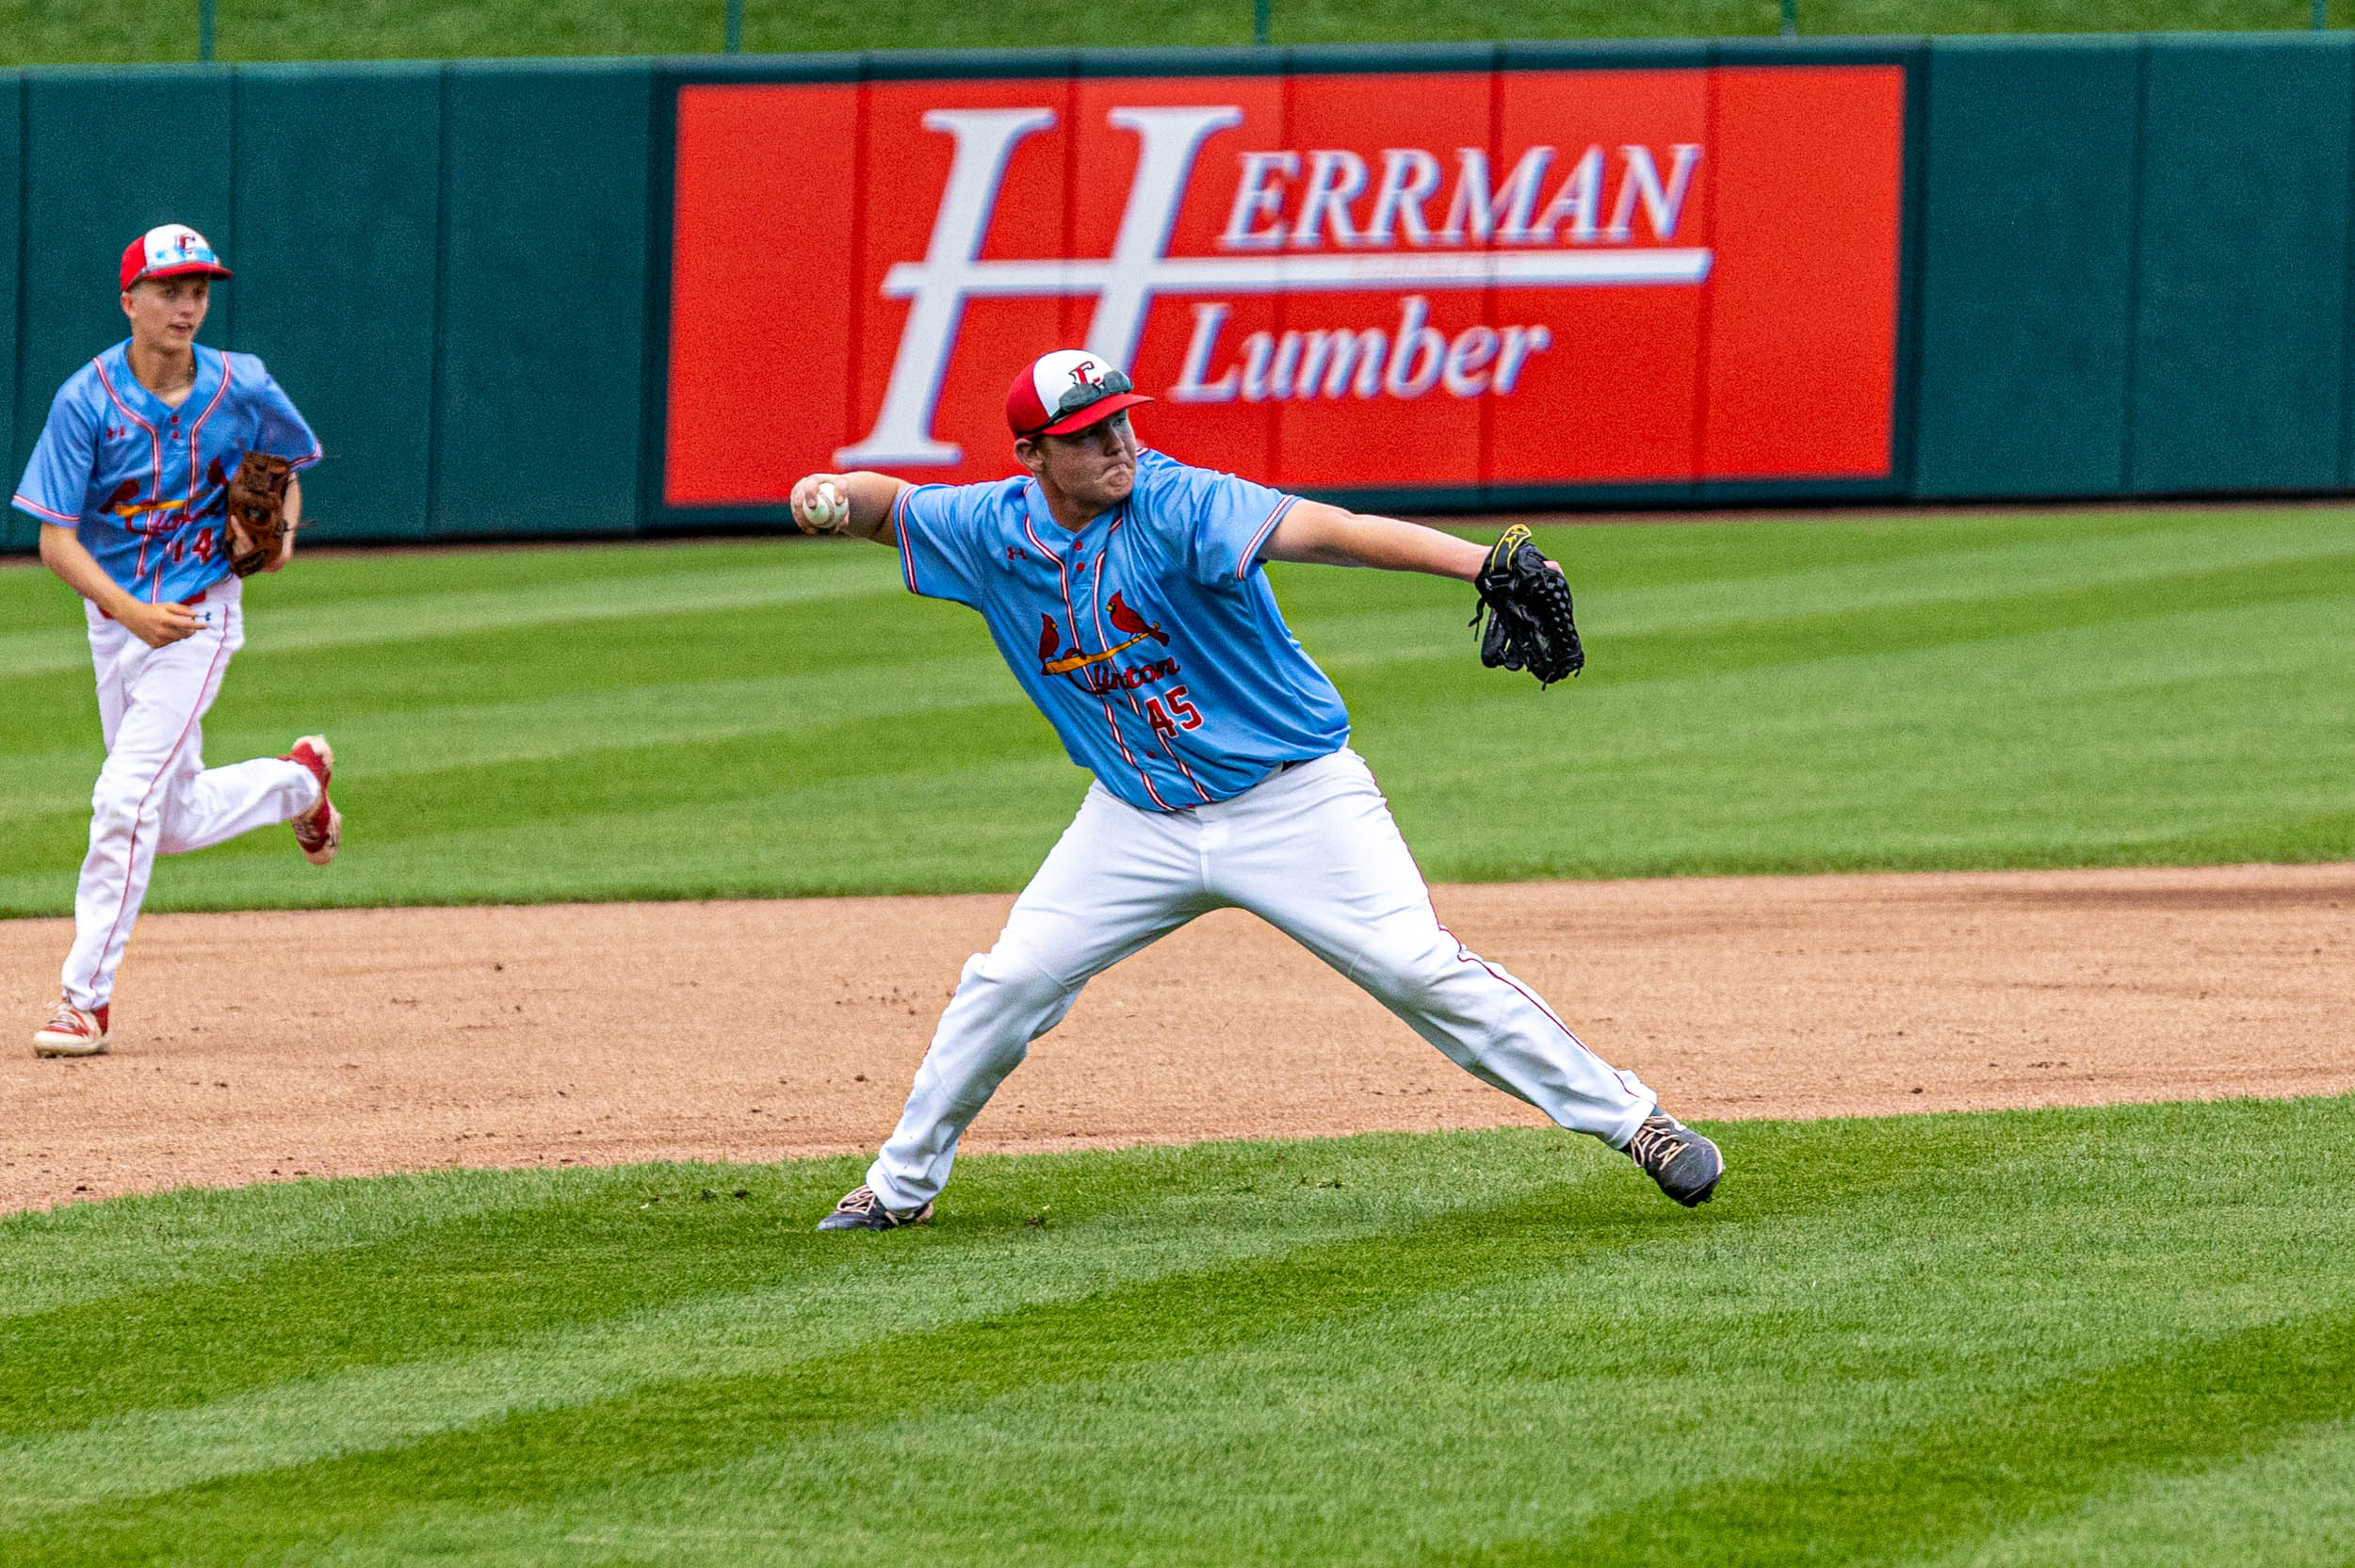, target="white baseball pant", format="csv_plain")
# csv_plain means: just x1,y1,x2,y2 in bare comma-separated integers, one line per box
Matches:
60,575,321,1011
865,747,1655,1210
